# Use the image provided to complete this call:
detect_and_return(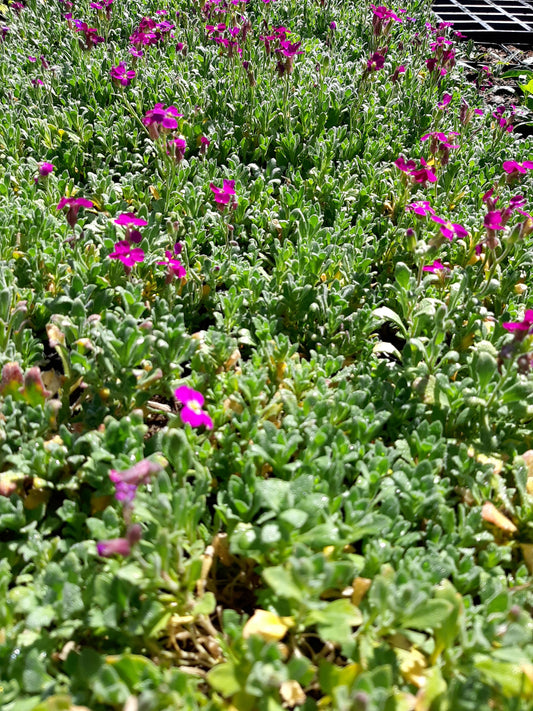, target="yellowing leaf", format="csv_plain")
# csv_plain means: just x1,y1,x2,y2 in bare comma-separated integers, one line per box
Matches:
149,185,161,200
481,502,517,534
521,451,533,495
397,647,427,689
351,577,372,606
280,680,306,707
242,609,292,642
